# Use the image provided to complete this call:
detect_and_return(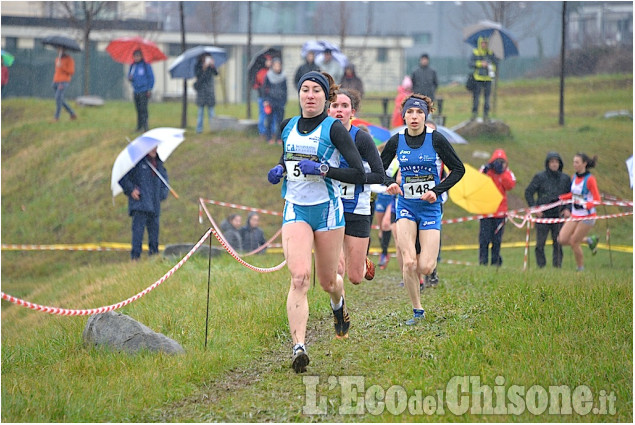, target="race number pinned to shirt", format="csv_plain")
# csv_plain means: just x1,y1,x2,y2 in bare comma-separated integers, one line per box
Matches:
340,183,355,199
403,174,435,199
284,152,322,182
